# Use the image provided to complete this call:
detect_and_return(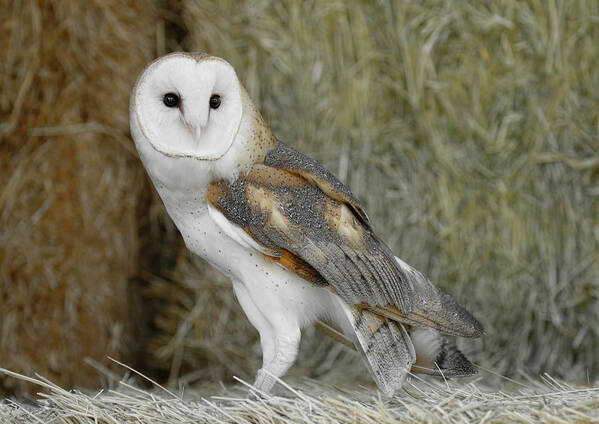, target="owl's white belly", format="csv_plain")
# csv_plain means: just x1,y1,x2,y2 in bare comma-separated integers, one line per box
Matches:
165,198,341,330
